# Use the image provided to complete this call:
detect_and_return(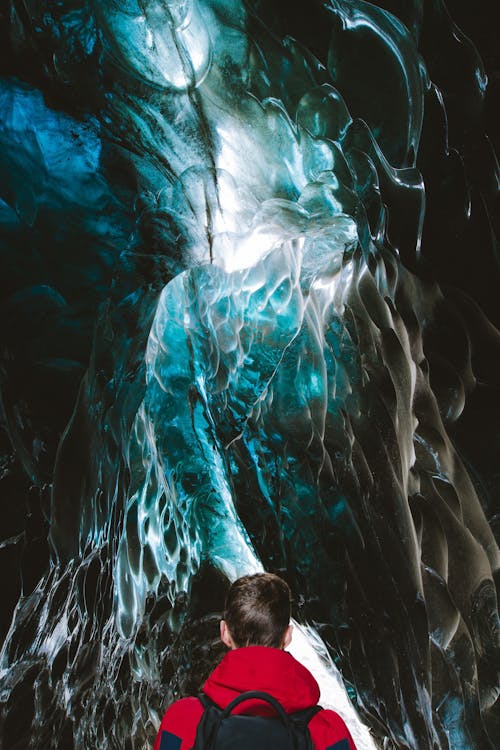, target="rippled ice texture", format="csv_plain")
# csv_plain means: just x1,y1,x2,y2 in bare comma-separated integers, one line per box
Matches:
0,2,499,749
